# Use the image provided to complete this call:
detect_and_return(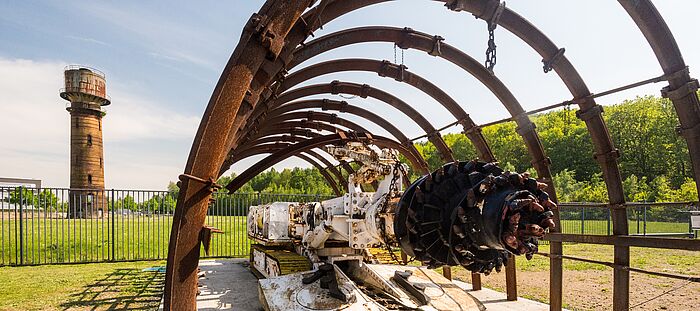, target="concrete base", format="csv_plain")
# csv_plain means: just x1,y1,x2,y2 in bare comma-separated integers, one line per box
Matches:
192,259,555,311
197,259,262,311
